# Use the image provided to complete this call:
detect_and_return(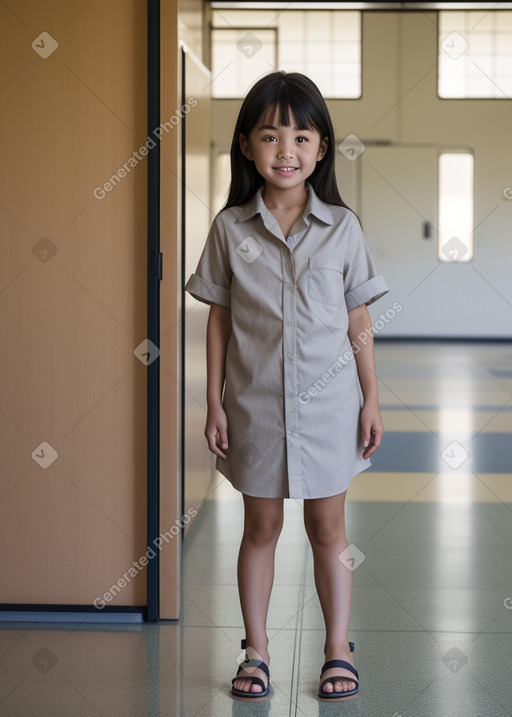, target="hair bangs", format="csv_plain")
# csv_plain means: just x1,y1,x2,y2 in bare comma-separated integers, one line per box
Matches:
263,91,320,134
